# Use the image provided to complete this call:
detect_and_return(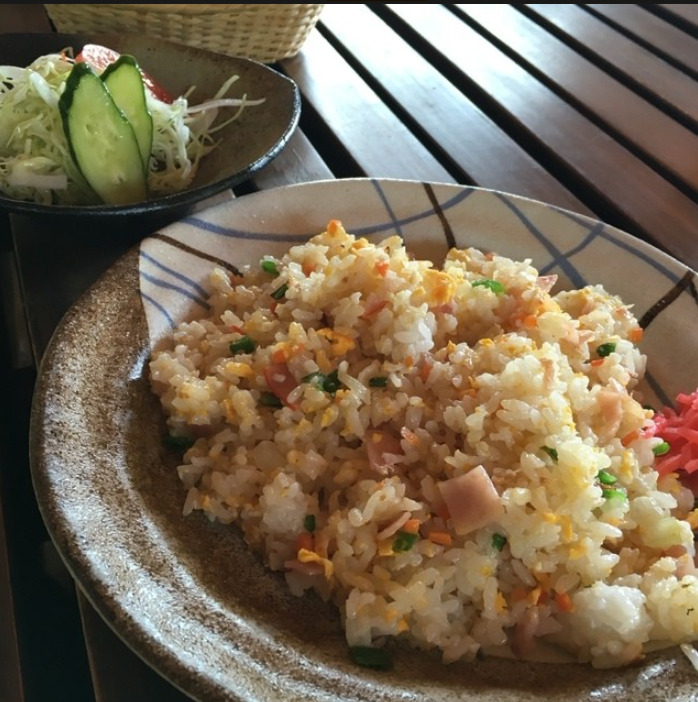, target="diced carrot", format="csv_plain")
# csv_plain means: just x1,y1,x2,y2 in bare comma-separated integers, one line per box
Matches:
327,219,342,235
272,347,287,363
522,314,538,328
375,260,390,276
419,361,432,383
629,327,644,344
590,358,605,367
555,591,575,613
361,298,389,319
511,586,528,603
402,519,421,534
295,531,314,552
621,430,640,447
427,531,452,547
